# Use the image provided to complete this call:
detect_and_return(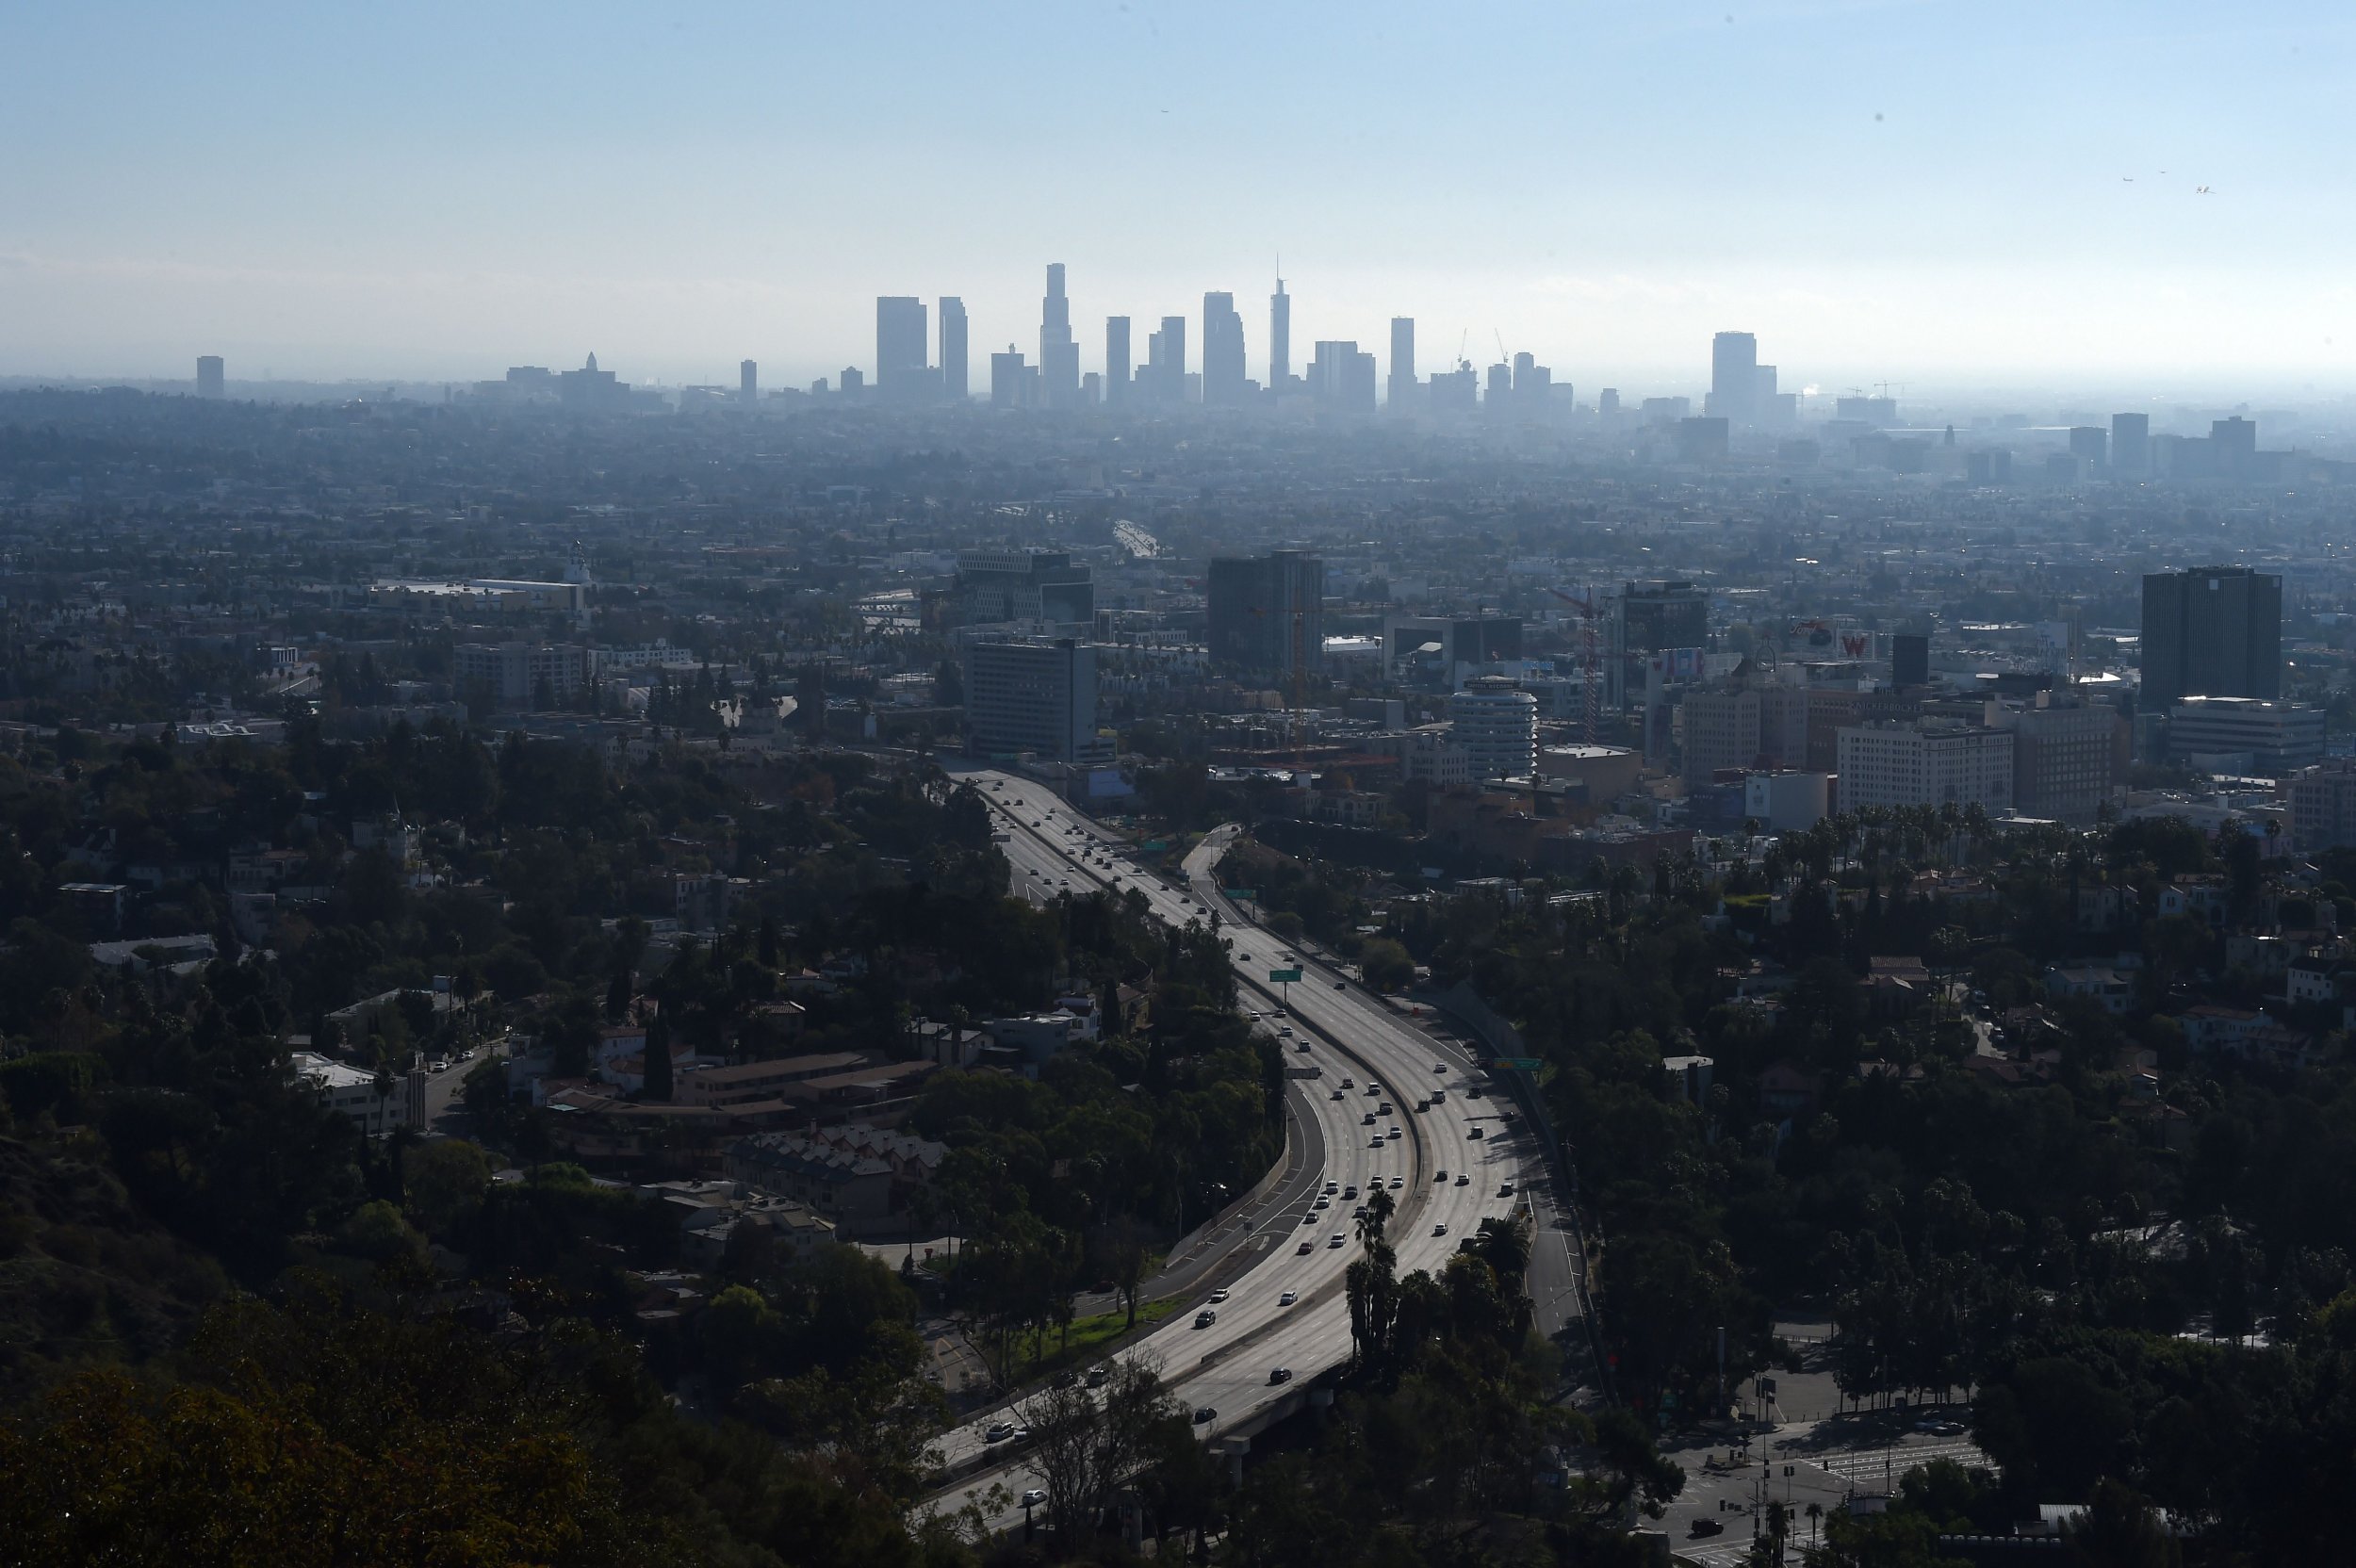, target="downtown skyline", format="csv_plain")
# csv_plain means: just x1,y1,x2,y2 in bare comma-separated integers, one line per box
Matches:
5,3,2354,392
